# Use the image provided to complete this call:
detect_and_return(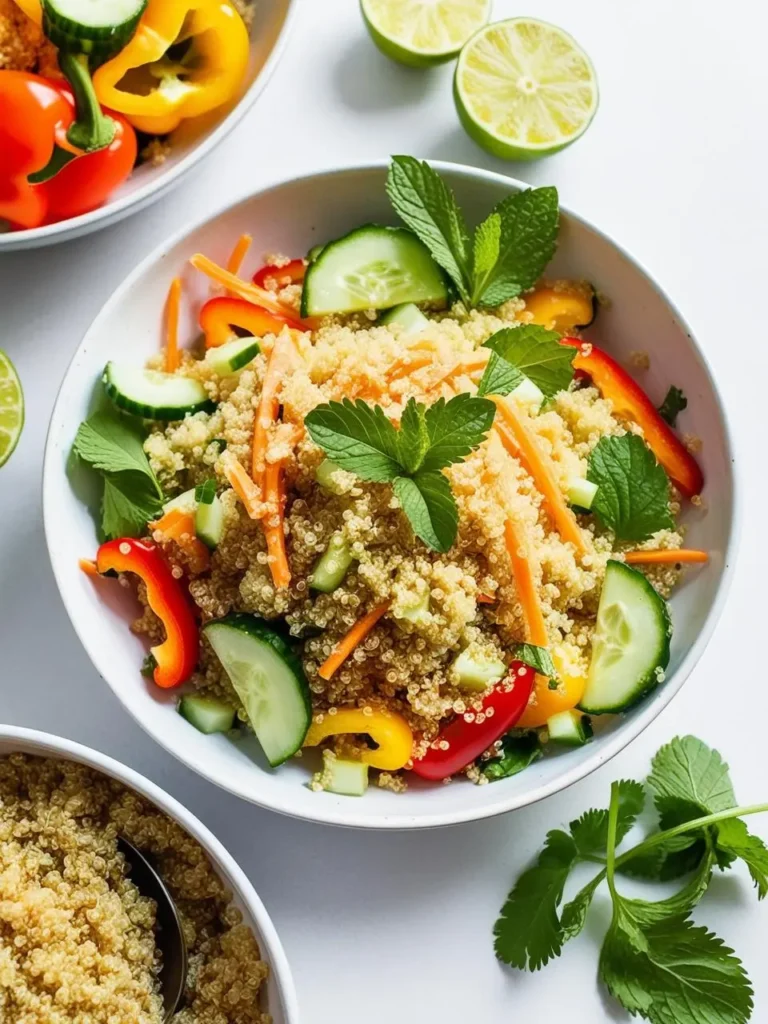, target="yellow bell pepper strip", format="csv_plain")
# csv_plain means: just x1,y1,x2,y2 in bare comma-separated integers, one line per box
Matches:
524,282,596,332
517,656,587,728
13,0,42,25
92,0,249,135
303,706,413,771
